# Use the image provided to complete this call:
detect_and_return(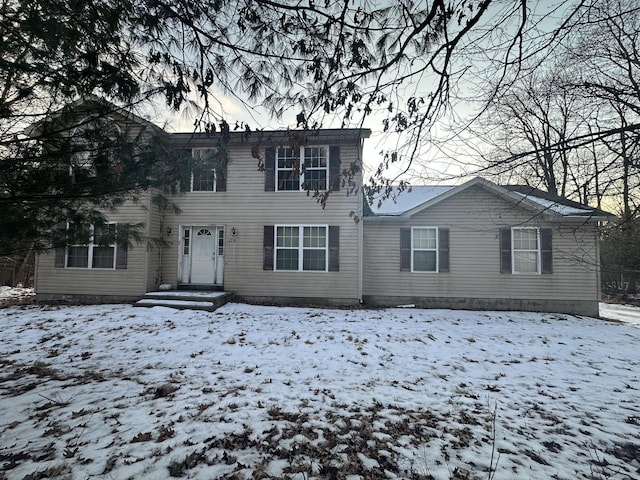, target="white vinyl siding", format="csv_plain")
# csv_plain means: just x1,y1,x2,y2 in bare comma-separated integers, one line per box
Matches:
512,227,540,274
36,196,152,298
34,119,367,300
363,184,599,303
158,140,362,302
